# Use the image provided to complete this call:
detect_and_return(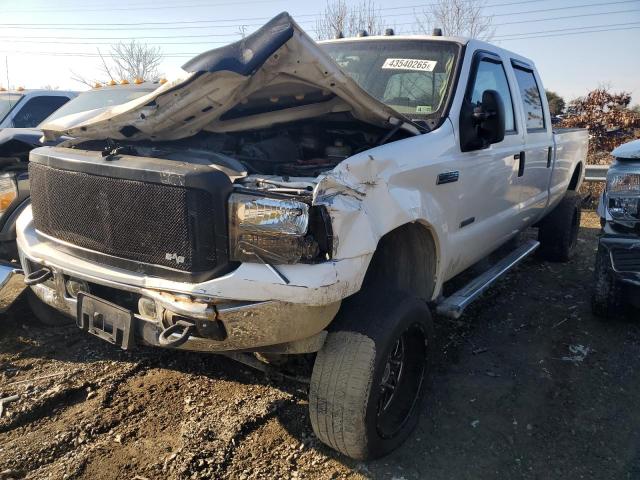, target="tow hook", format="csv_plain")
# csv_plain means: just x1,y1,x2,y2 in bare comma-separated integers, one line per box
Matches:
24,267,53,286
158,319,195,348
